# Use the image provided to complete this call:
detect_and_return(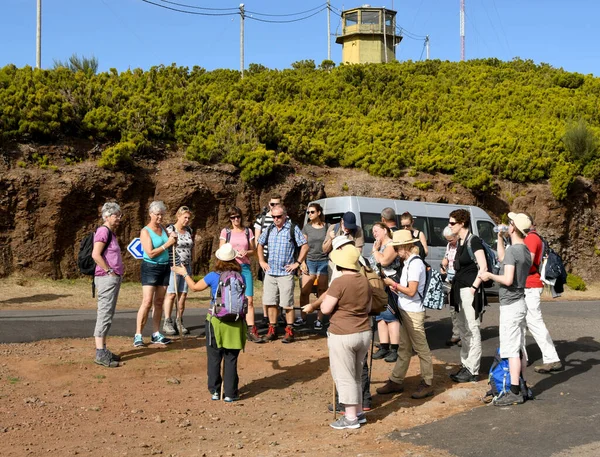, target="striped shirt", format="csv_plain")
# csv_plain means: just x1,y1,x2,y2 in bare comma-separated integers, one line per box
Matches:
258,220,307,276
